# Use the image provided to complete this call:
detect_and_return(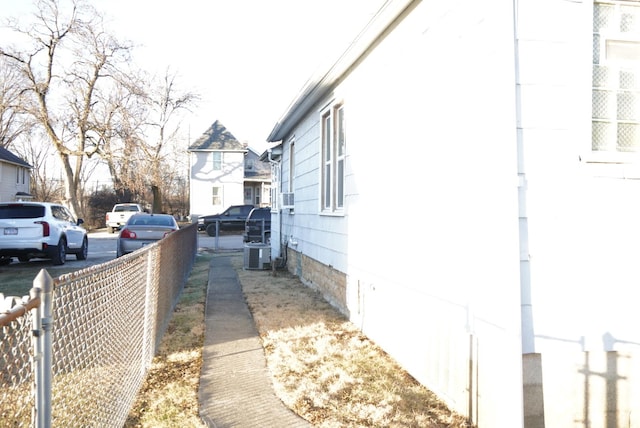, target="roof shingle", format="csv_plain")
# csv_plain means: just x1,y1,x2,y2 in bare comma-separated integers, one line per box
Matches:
0,146,31,168
189,120,247,151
